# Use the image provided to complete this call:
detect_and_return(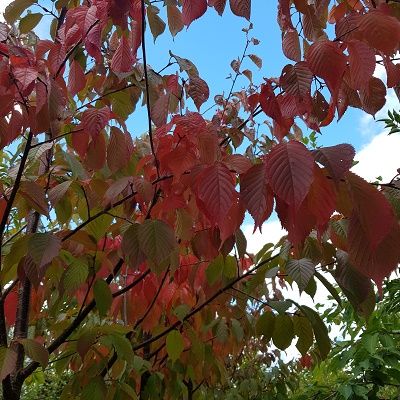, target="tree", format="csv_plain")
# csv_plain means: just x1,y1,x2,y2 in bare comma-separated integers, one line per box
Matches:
0,0,399,398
